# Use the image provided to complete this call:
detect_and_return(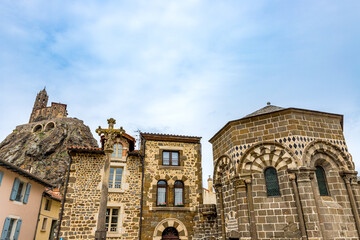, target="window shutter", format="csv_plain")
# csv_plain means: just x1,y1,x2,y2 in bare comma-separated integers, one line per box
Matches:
23,183,32,204
13,219,22,240
1,217,11,240
0,171,3,186
10,178,20,200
